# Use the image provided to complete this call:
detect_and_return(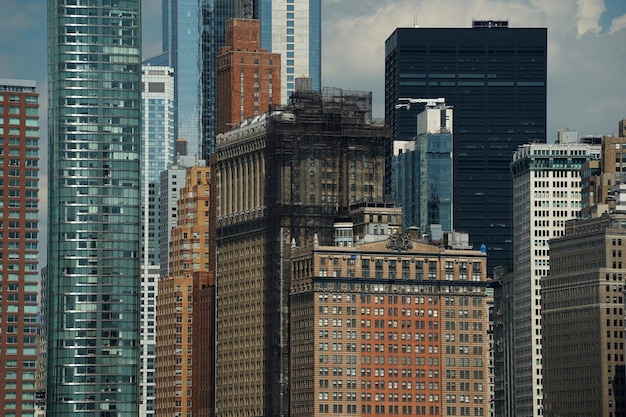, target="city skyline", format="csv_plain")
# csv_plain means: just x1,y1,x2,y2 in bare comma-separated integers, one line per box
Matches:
2,0,625,138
